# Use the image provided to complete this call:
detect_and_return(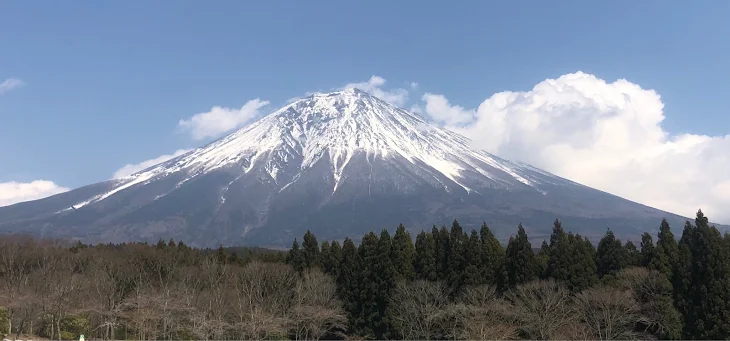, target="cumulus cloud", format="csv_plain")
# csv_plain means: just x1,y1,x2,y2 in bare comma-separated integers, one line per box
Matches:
112,149,192,179
0,180,69,207
0,78,24,95
178,99,270,140
342,75,410,107
421,71,730,223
